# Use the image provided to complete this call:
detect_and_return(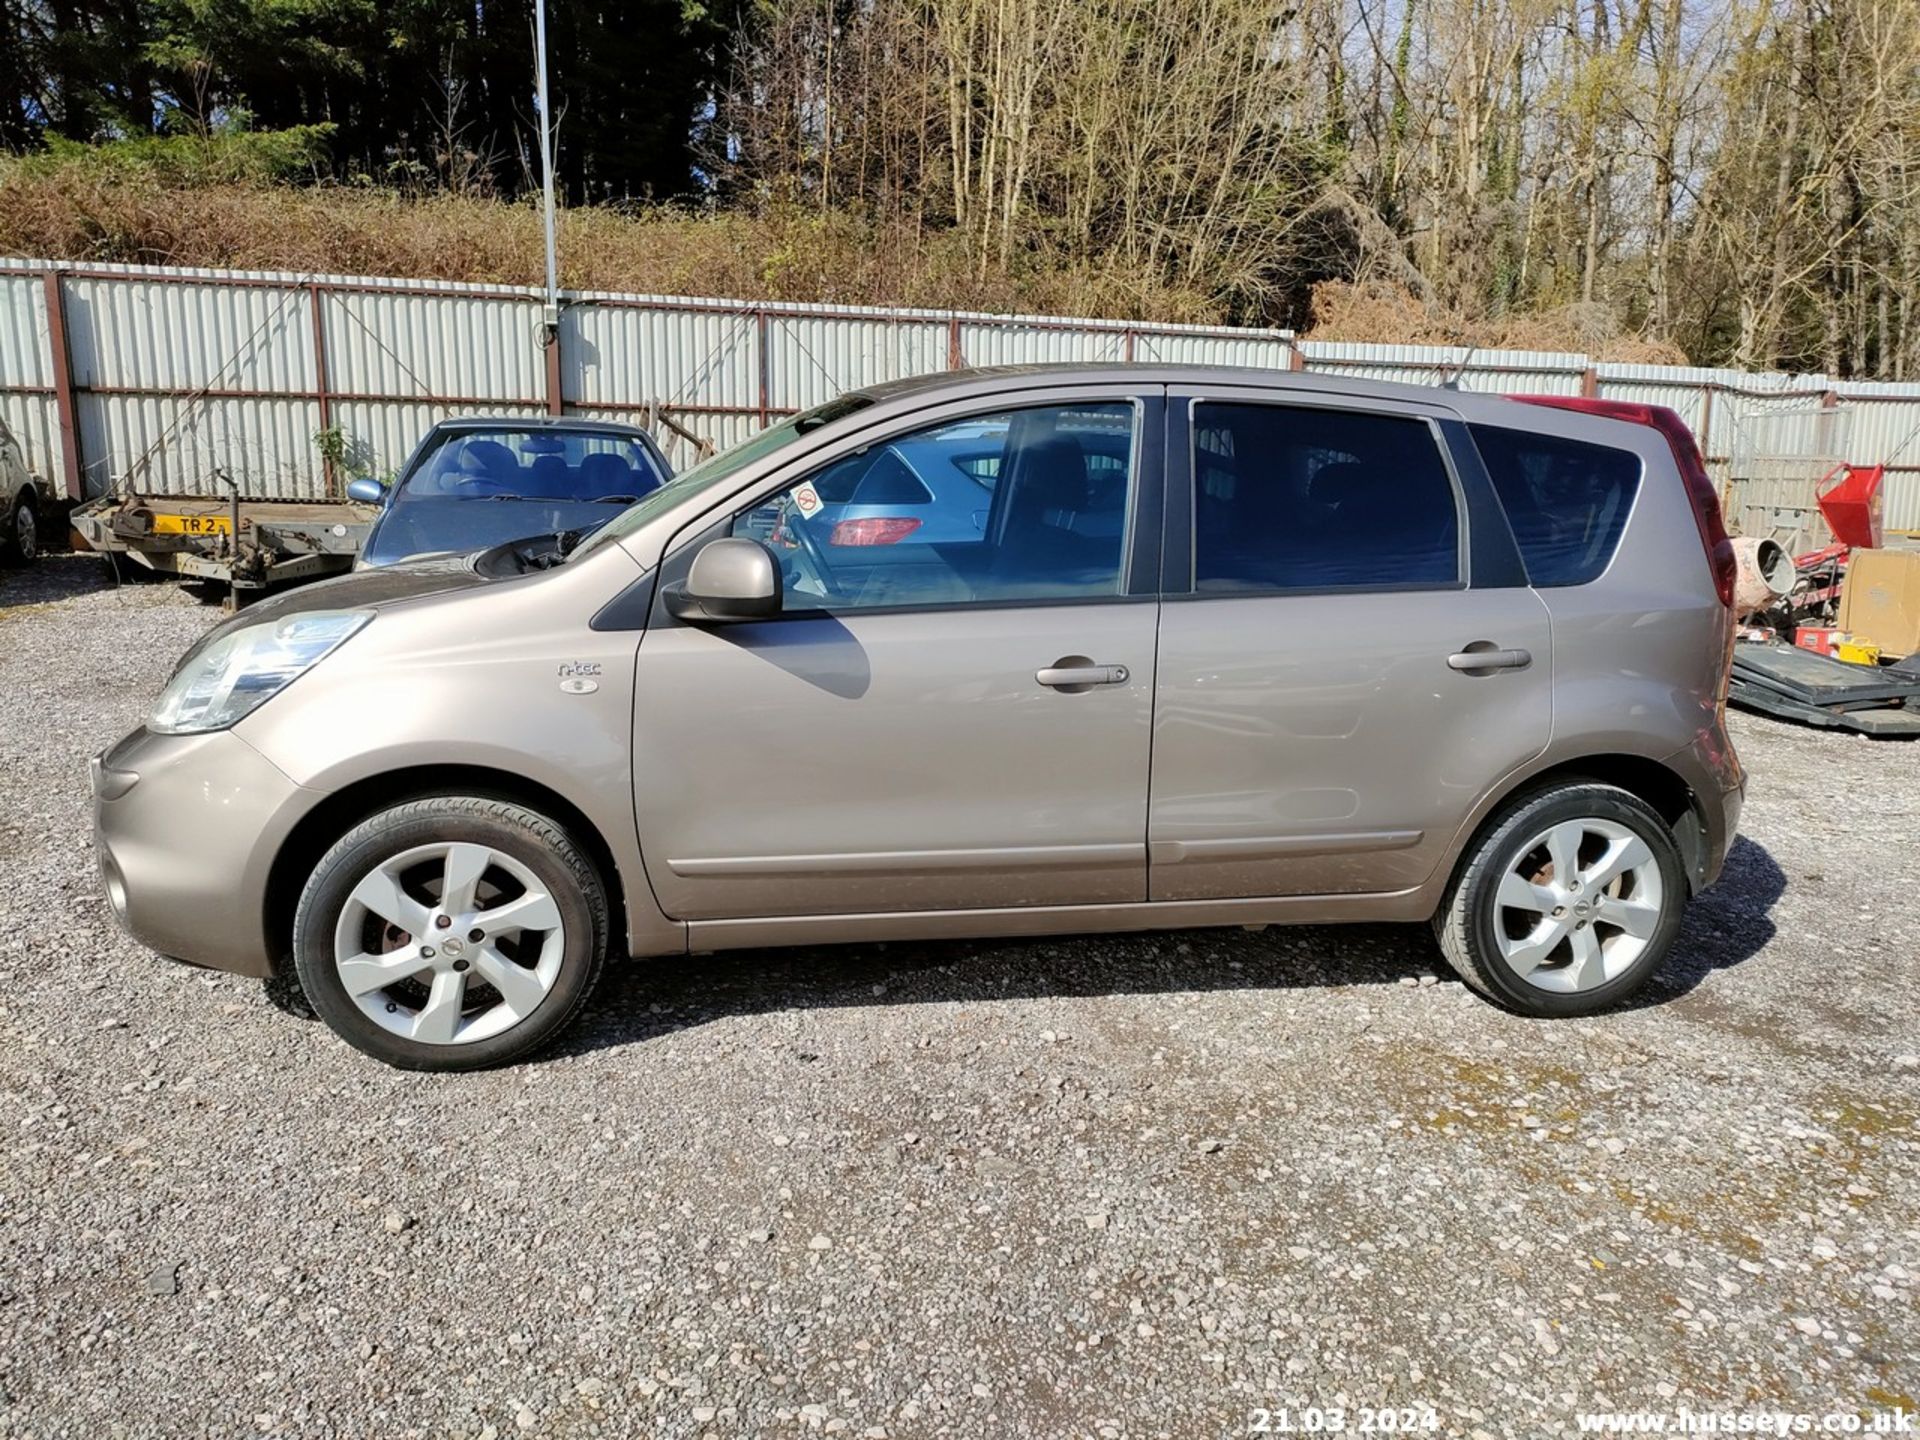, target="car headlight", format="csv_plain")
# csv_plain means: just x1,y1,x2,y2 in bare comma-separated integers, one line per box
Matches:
150,609,372,734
